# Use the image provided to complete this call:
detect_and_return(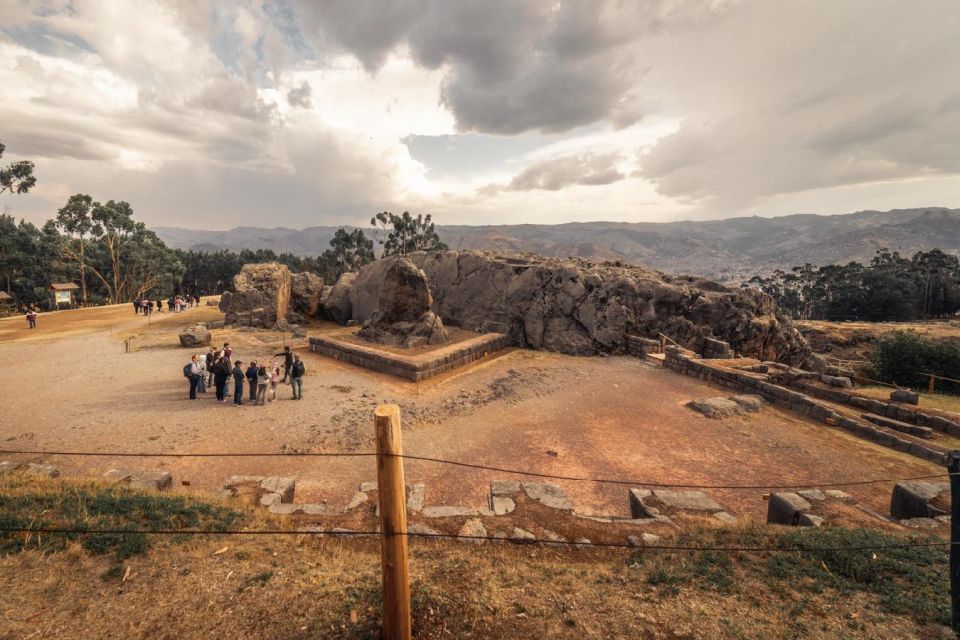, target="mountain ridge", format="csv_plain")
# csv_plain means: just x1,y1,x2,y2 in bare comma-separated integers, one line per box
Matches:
154,207,960,281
